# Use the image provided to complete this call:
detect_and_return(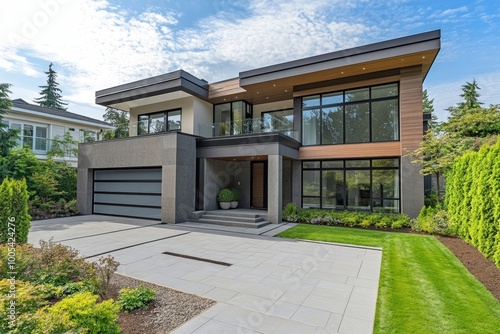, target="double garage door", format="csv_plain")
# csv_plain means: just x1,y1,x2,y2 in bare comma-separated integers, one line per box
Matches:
93,168,162,220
